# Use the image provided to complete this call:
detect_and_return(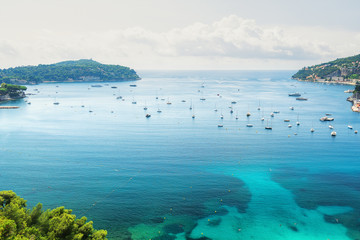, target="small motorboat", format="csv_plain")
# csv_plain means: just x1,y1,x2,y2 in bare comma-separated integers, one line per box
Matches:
331,131,337,137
